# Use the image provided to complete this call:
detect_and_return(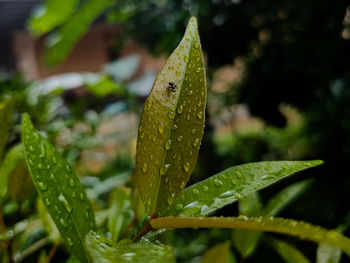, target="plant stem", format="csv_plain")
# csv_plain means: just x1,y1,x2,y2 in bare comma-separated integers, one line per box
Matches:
13,237,50,262
119,216,138,241
0,211,6,234
45,243,58,263
131,215,156,241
